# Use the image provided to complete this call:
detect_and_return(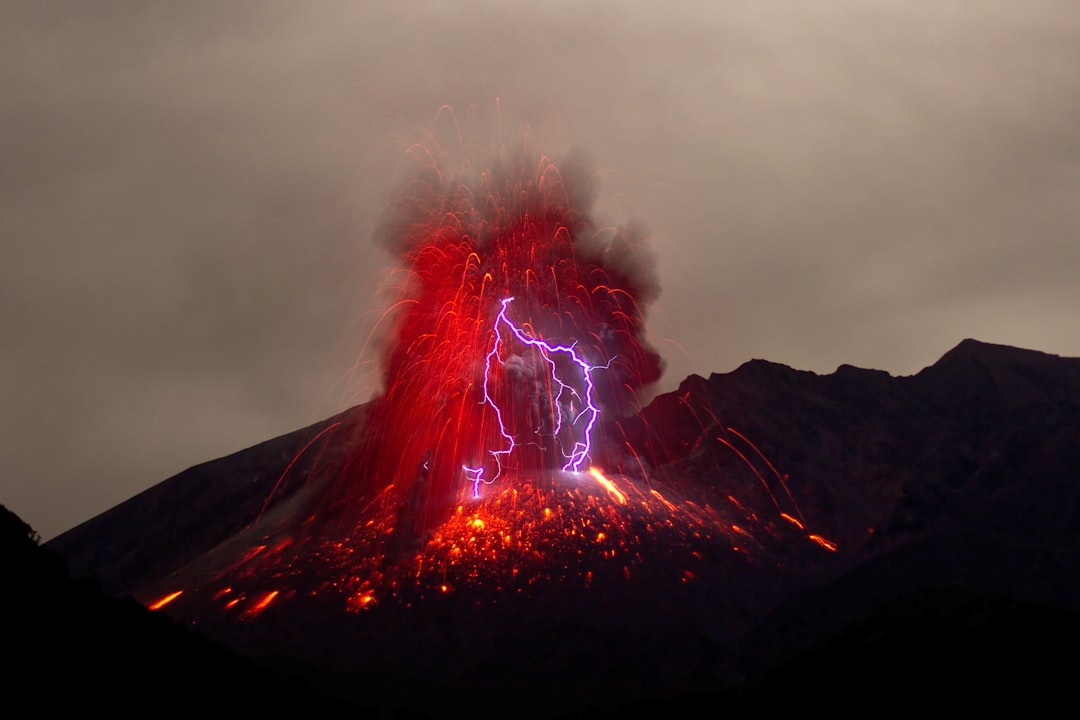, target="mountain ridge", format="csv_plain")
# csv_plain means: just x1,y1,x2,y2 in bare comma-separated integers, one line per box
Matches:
44,337,1080,708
